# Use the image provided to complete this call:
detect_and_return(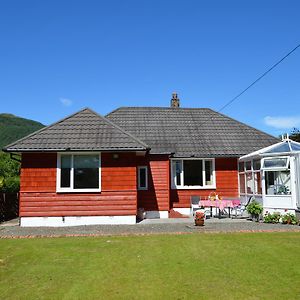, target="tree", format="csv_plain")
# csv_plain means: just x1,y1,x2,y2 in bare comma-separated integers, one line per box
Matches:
290,128,300,142
0,152,20,193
